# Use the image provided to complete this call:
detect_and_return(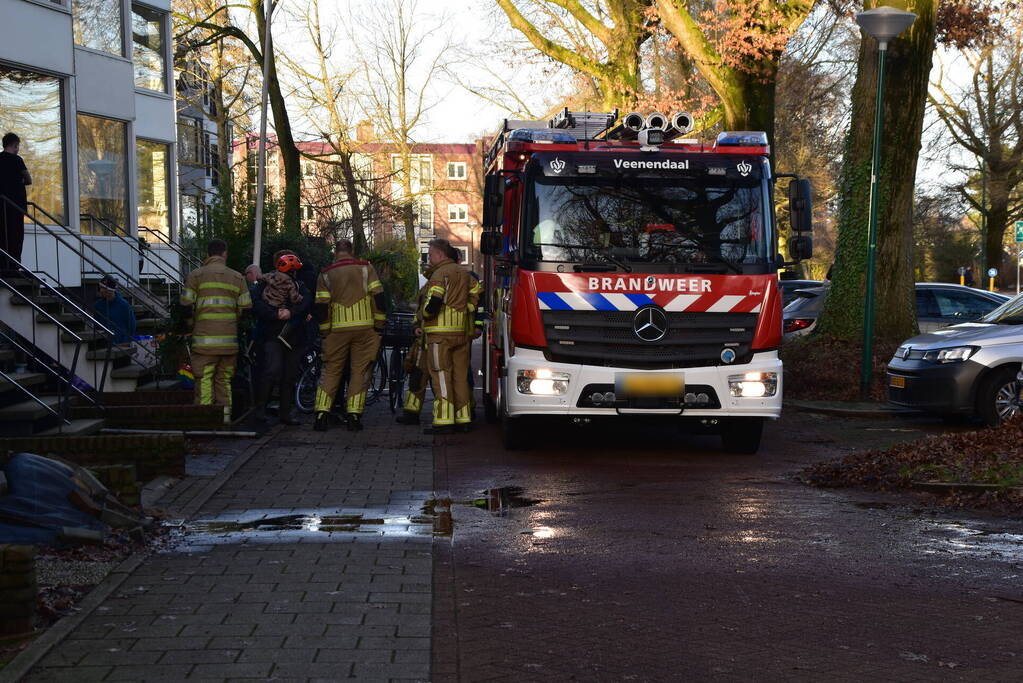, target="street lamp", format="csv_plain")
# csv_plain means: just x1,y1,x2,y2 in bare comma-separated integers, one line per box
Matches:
856,5,917,399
